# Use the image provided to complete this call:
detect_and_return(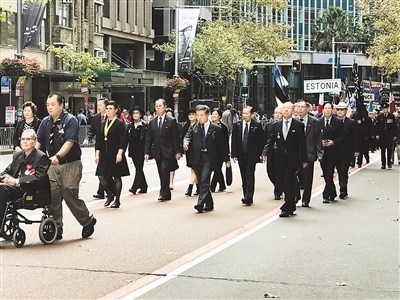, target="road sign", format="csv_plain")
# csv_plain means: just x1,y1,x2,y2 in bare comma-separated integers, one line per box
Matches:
304,79,341,94
1,76,10,94
5,106,15,125
364,93,375,101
